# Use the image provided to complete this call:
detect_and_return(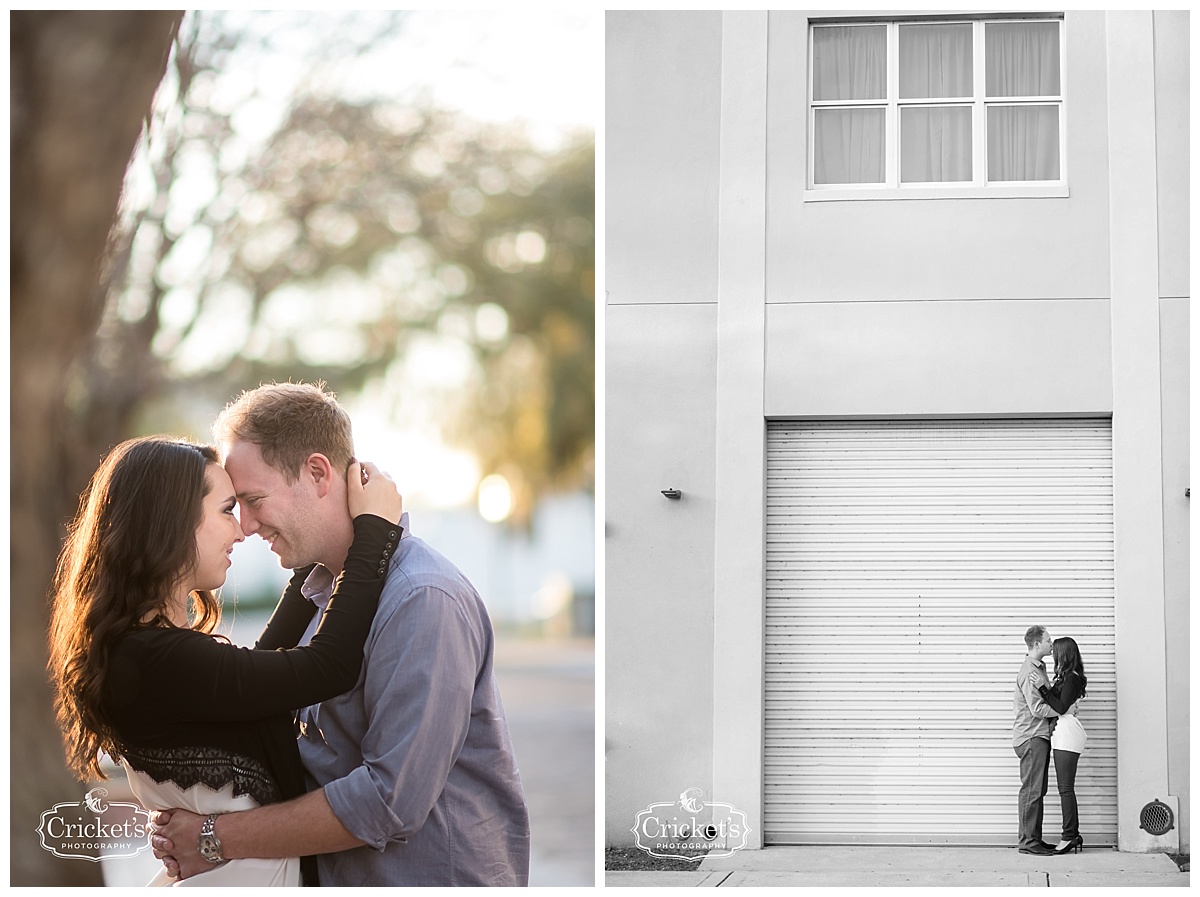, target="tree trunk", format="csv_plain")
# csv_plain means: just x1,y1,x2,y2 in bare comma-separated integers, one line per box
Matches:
10,11,183,885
